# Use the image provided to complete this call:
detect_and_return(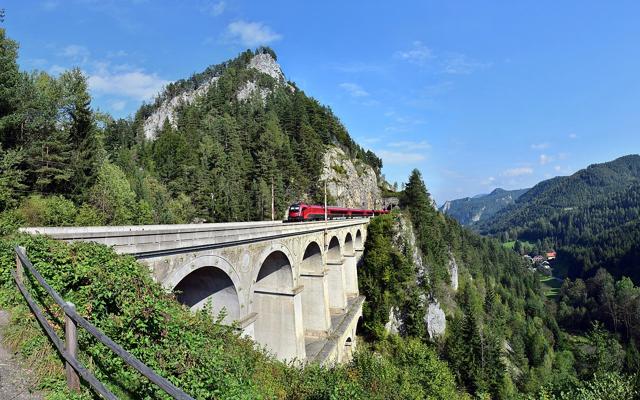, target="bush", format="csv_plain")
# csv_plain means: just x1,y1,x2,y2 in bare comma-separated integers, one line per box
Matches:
18,195,77,226
74,204,106,226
